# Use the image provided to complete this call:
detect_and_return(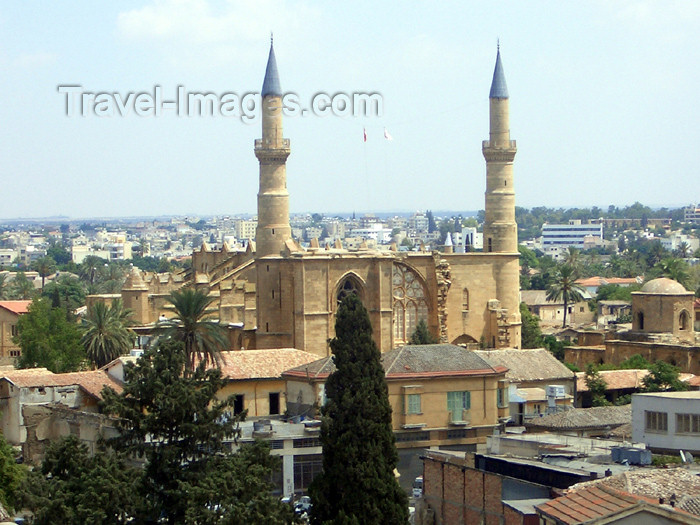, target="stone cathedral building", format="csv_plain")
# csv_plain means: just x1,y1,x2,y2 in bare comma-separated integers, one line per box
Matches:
124,43,522,356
